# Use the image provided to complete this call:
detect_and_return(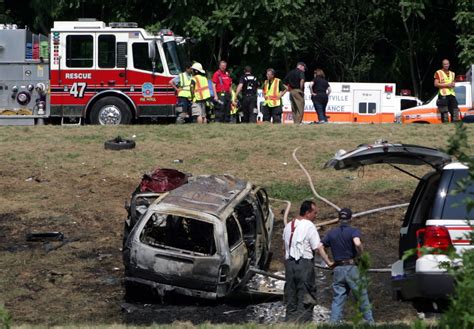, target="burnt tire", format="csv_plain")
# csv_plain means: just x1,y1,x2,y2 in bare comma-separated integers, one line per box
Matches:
90,96,132,125
104,137,136,150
